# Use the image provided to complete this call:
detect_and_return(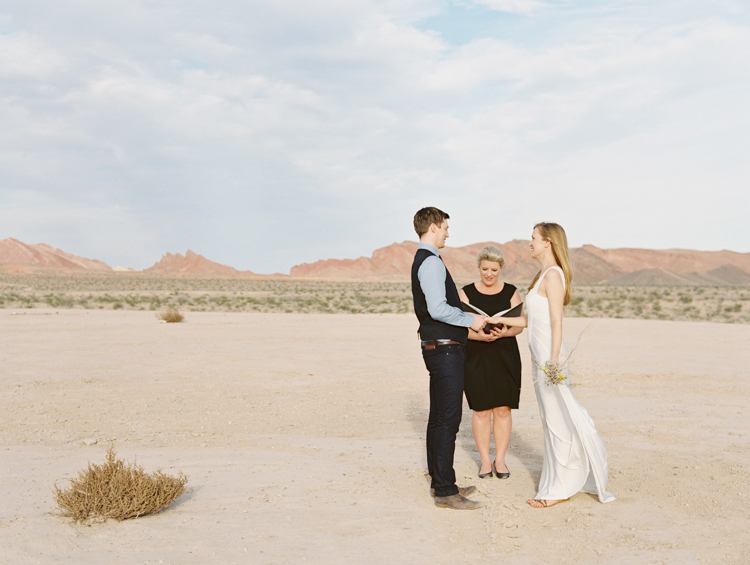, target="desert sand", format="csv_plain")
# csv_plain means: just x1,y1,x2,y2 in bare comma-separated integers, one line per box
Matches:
1,310,749,564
